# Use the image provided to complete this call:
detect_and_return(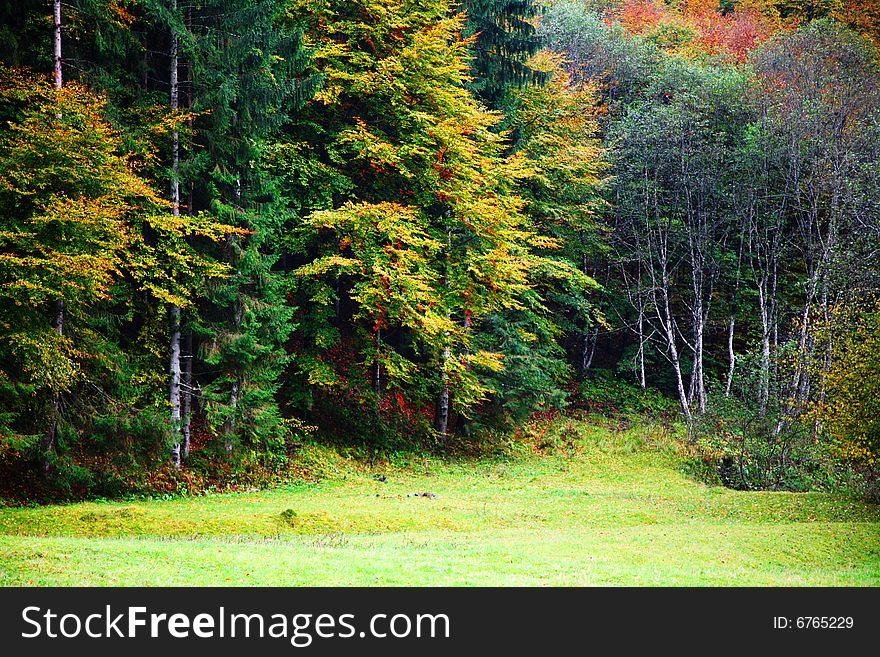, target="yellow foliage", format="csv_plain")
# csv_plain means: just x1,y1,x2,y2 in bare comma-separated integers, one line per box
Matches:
809,298,880,466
